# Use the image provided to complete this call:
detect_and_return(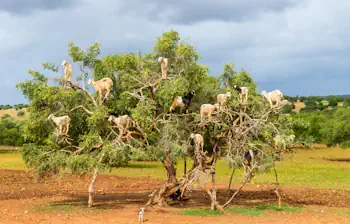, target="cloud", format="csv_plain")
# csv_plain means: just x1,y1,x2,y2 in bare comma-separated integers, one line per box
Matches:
118,0,299,25
1,0,350,104
0,0,79,15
